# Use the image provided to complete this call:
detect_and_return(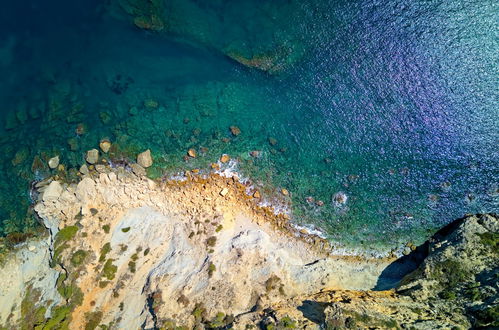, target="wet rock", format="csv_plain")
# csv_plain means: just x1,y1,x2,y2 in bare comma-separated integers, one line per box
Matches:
48,156,60,169
42,181,62,202
31,156,48,174
86,149,99,164
188,149,197,158
99,111,112,124
75,123,86,136
230,126,241,136
11,148,29,166
281,188,289,196
220,154,230,163
100,139,111,153
67,138,79,151
137,149,153,168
